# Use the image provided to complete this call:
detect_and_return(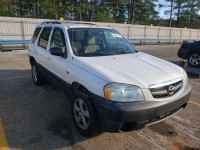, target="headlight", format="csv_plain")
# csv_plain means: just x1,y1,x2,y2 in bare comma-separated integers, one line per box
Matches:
104,83,145,102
